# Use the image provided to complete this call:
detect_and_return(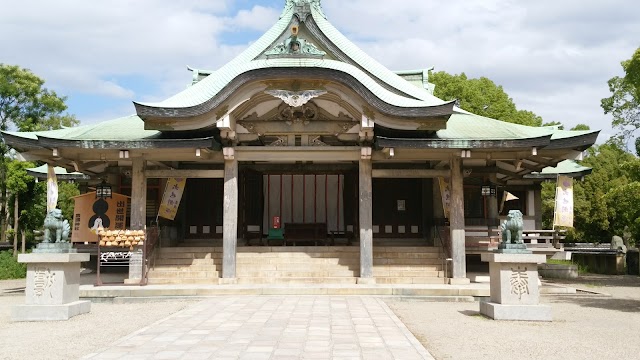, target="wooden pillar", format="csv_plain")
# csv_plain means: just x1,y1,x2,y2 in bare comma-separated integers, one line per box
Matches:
222,157,238,280
449,157,469,284
487,192,499,226
130,158,147,230
358,156,374,283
